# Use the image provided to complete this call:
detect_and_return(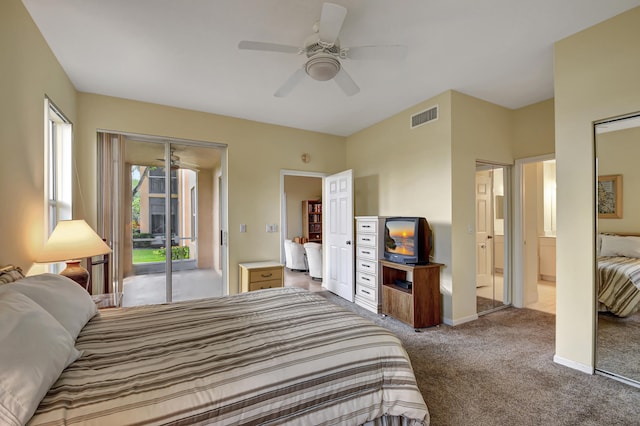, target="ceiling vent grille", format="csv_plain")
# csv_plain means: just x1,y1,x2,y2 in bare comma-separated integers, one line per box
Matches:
410,105,438,129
